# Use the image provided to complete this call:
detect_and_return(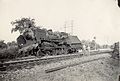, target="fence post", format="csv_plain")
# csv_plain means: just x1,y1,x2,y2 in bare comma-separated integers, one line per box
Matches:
112,42,120,59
